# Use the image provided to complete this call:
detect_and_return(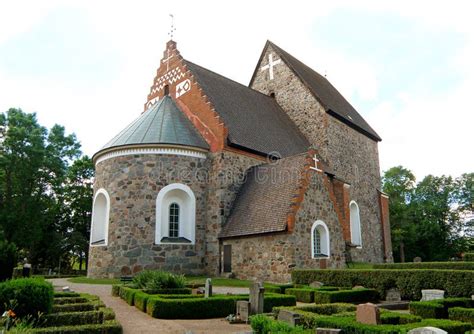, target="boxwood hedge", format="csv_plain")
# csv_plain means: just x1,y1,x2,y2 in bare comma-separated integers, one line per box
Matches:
464,253,474,261
42,310,104,327
22,320,123,333
449,307,474,324
373,262,474,270
52,302,96,313
313,288,379,304
285,288,315,303
292,269,474,300
409,297,473,319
